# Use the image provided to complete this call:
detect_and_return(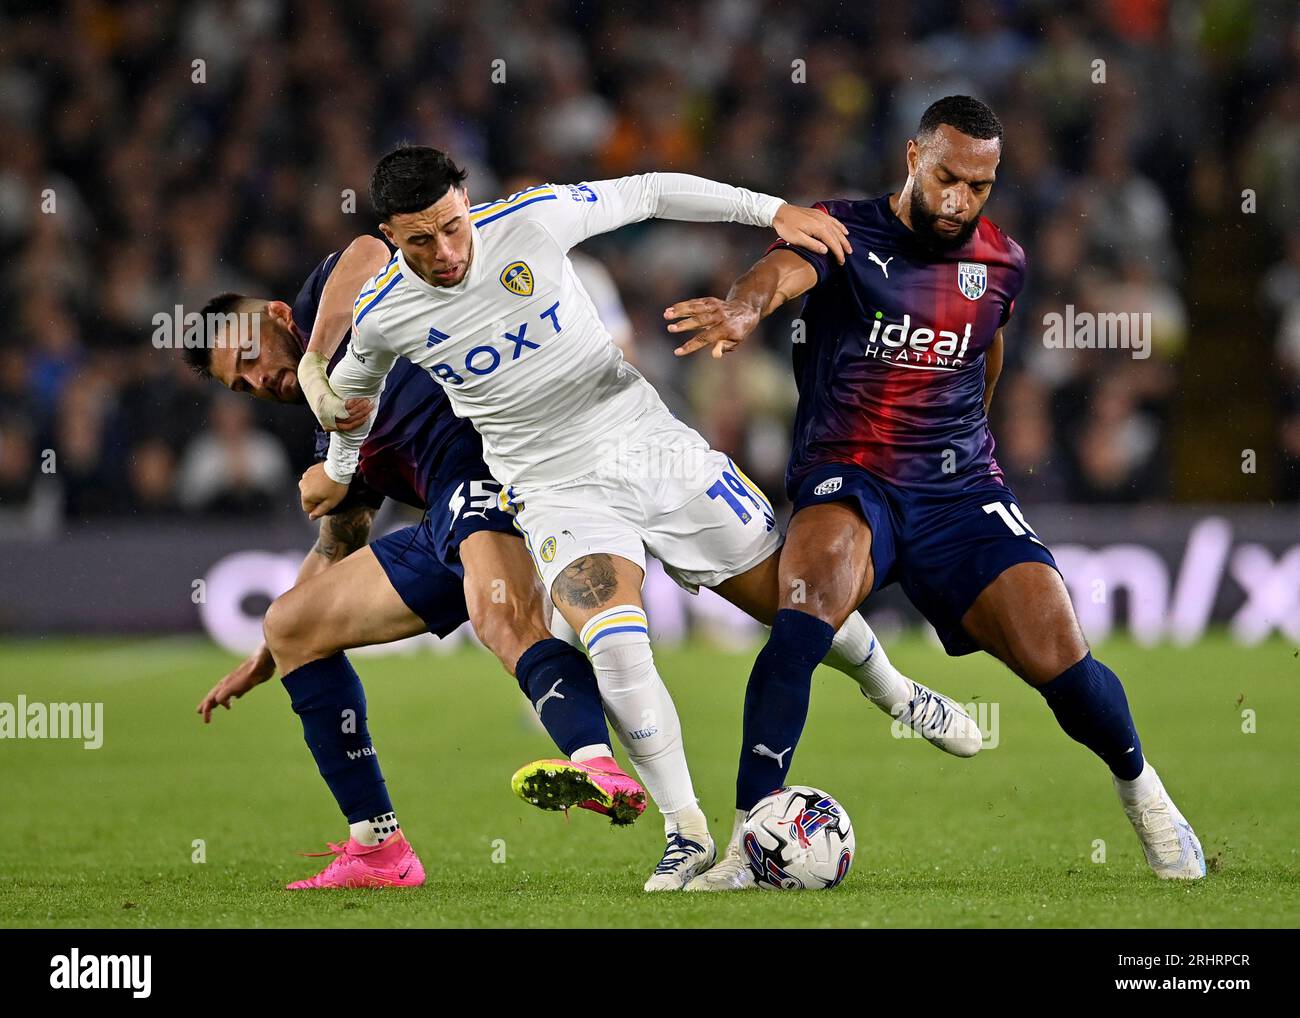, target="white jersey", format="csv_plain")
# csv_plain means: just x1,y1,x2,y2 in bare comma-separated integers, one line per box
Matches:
324,173,784,487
